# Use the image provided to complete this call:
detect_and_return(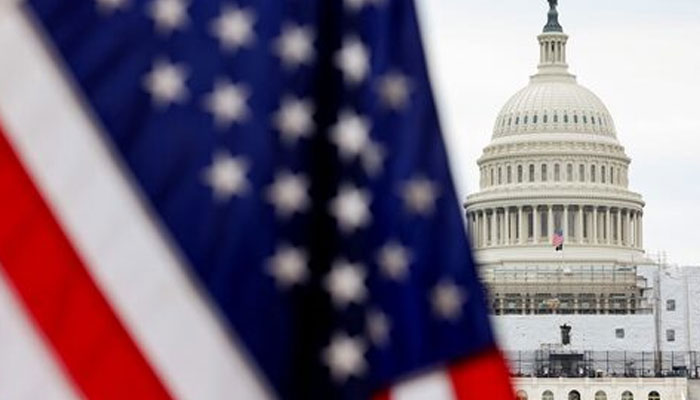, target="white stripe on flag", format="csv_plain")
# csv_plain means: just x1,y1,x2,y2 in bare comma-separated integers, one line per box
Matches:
391,370,455,400
0,271,81,400
0,4,271,400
